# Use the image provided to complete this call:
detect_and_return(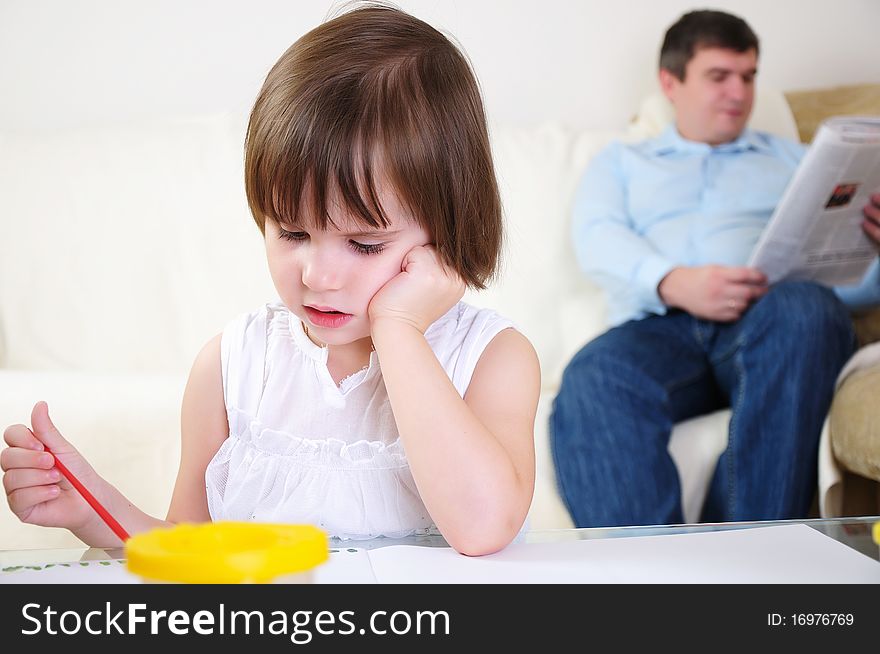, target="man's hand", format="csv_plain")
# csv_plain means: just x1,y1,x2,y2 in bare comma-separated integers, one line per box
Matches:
658,265,768,322
863,192,880,250
368,245,465,334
